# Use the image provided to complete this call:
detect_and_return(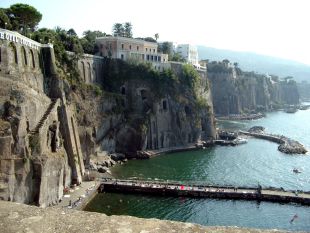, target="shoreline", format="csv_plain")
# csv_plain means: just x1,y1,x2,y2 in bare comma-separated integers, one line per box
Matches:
216,113,265,121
